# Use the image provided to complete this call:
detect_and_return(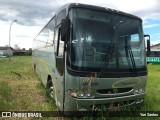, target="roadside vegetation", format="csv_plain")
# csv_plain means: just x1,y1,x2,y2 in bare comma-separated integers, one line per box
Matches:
0,56,160,120
144,64,160,110
0,56,57,120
